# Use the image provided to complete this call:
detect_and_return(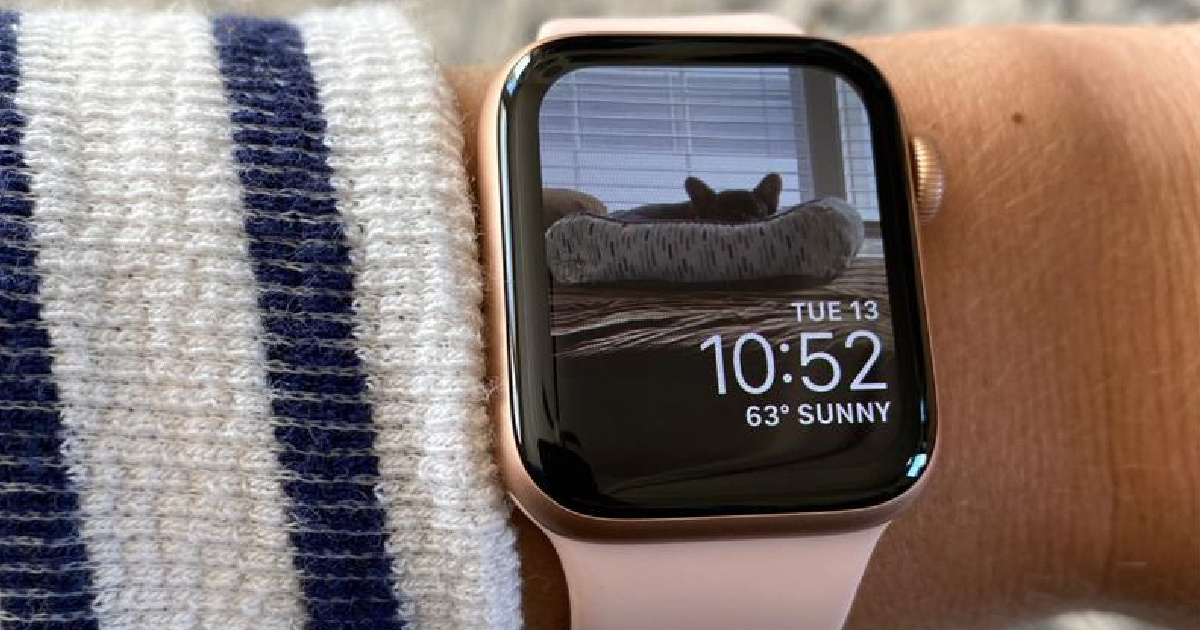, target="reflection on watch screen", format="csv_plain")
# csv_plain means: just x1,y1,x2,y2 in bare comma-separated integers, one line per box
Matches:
503,40,933,518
